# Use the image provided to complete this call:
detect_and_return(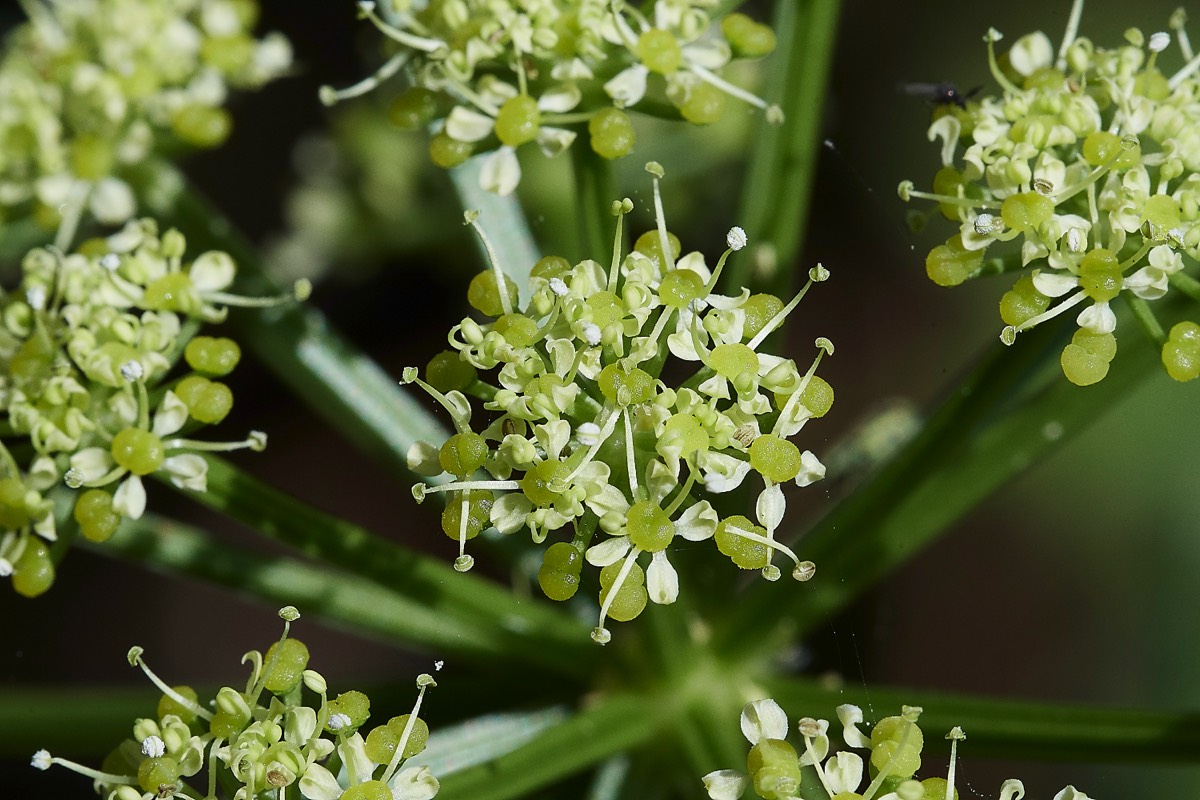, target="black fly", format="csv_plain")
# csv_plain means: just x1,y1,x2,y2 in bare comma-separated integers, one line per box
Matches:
899,81,981,108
